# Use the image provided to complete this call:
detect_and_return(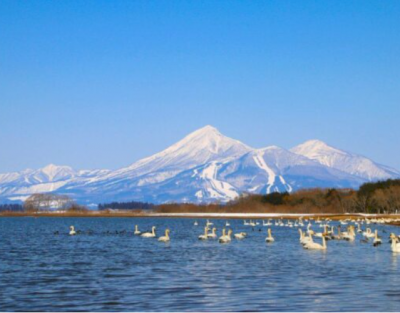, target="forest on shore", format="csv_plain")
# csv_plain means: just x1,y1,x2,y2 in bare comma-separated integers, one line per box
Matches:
1,179,399,215
152,179,400,215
